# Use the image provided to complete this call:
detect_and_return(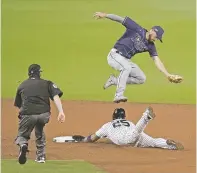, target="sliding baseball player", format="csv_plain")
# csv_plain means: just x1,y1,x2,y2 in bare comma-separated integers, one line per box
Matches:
72,107,184,150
